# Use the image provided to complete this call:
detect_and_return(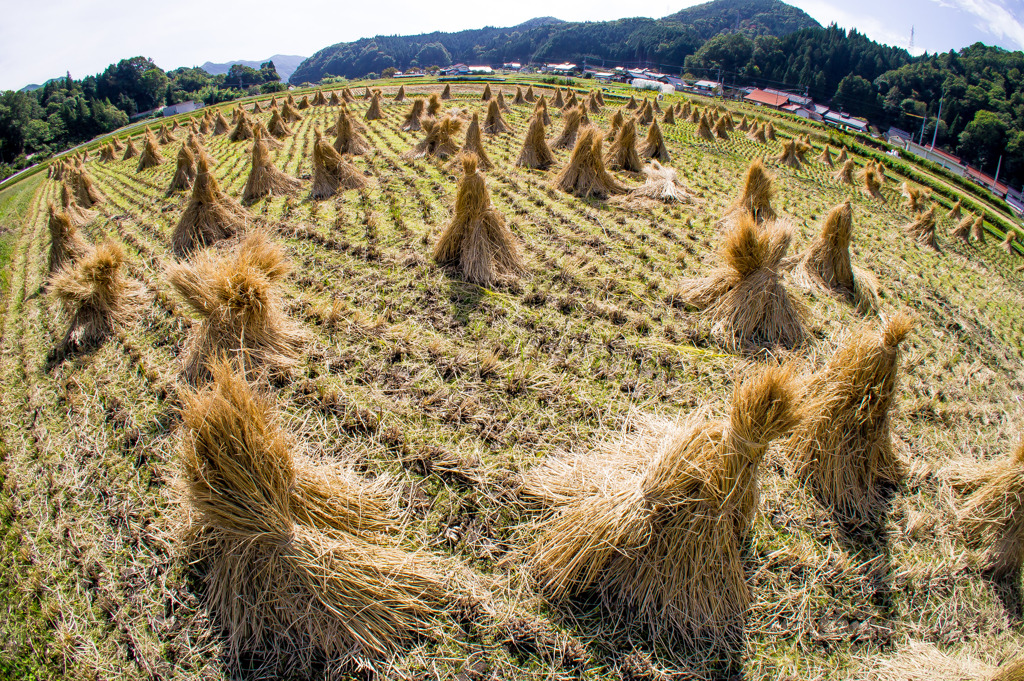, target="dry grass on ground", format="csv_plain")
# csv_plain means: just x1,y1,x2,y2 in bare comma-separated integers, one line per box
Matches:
0,81,1022,681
